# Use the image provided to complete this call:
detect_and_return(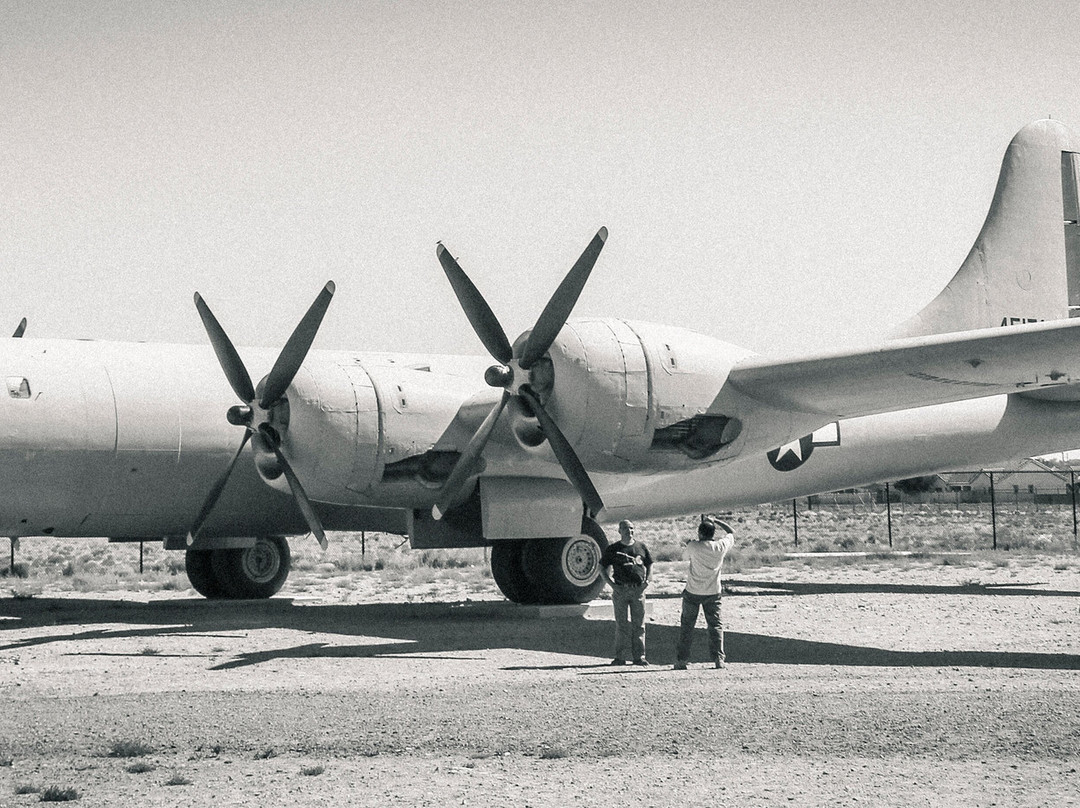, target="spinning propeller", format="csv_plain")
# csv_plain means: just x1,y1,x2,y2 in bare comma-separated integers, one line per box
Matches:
432,229,608,520
187,282,336,549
